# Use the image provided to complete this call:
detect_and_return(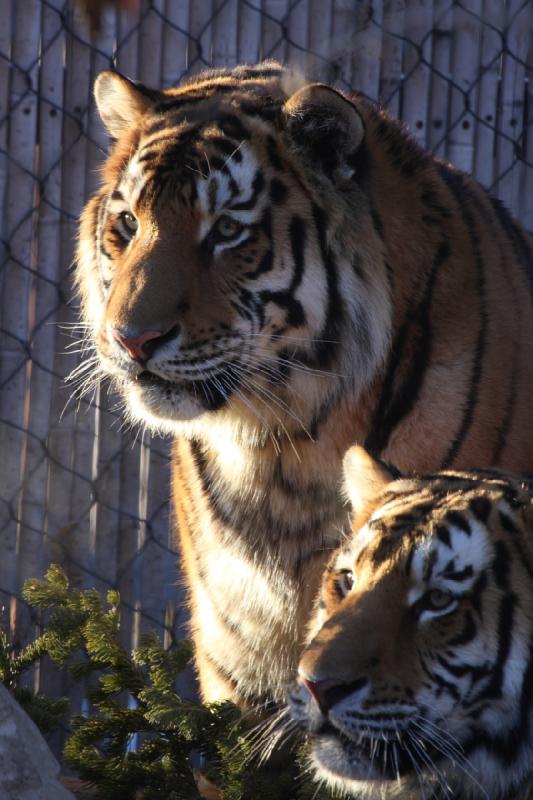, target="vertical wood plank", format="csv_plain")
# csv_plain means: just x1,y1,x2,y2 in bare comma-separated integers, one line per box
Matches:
188,0,215,75
351,1,383,101
17,0,66,627
161,1,190,85
261,0,289,63
138,0,164,86
286,0,309,77
212,0,239,67
495,0,530,215
473,0,505,189
0,0,42,645
0,0,15,613
401,0,433,147
520,39,533,232
426,0,453,157
115,0,141,79
447,1,483,173
307,0,334,83
236,0,263,66
380,0,406,116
